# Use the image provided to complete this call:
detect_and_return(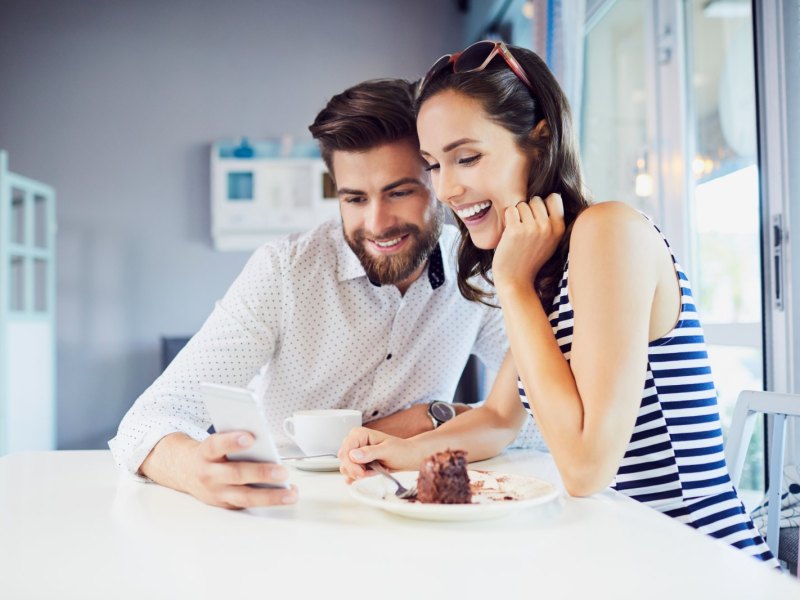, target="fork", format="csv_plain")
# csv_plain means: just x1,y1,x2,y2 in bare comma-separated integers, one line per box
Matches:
368,461,417,499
